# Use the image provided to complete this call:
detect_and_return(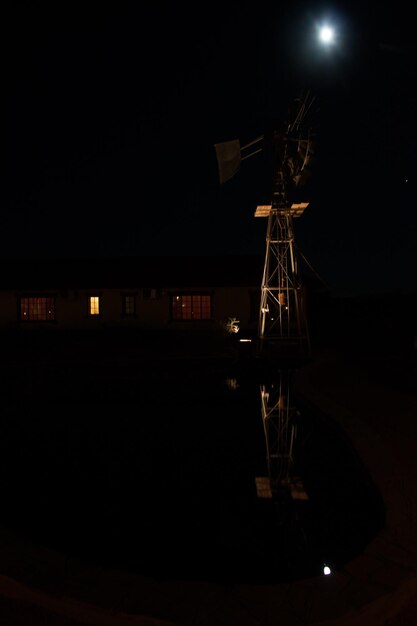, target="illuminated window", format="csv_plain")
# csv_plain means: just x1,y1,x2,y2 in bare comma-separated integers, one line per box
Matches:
171,294,212,320
88,296,100,316
19,296,55,322
122,294,136,316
